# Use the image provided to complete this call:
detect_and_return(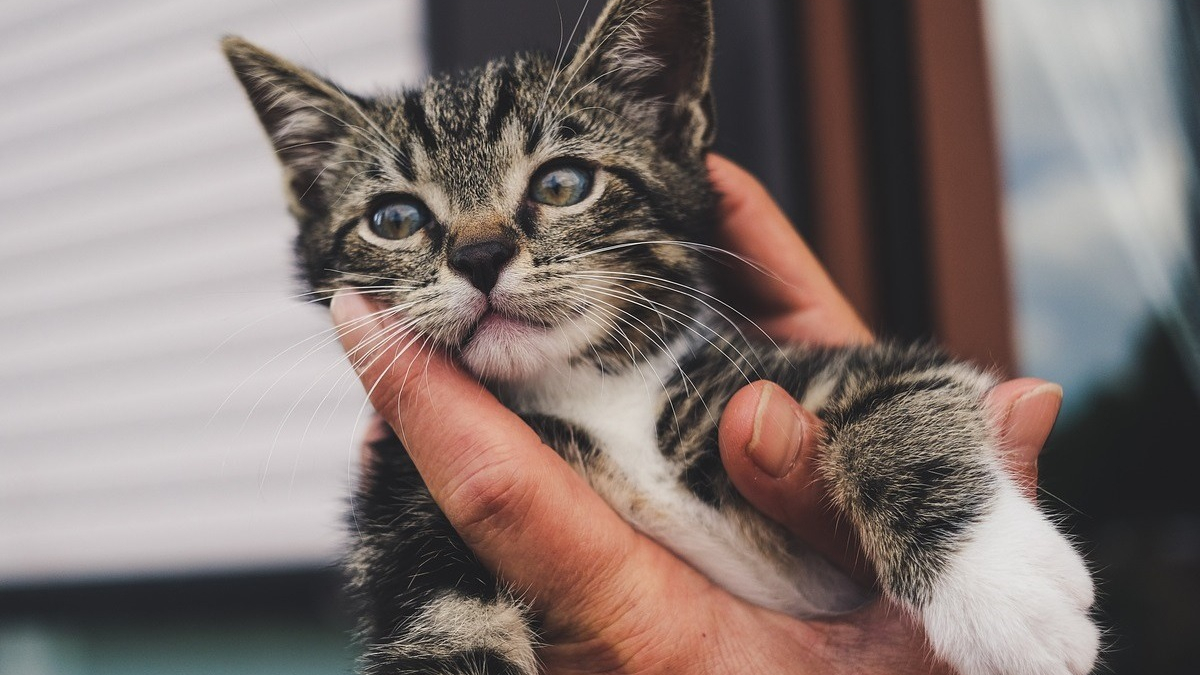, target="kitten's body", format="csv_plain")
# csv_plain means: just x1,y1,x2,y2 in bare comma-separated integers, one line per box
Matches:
502,332,868,617
224,1,1100,673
